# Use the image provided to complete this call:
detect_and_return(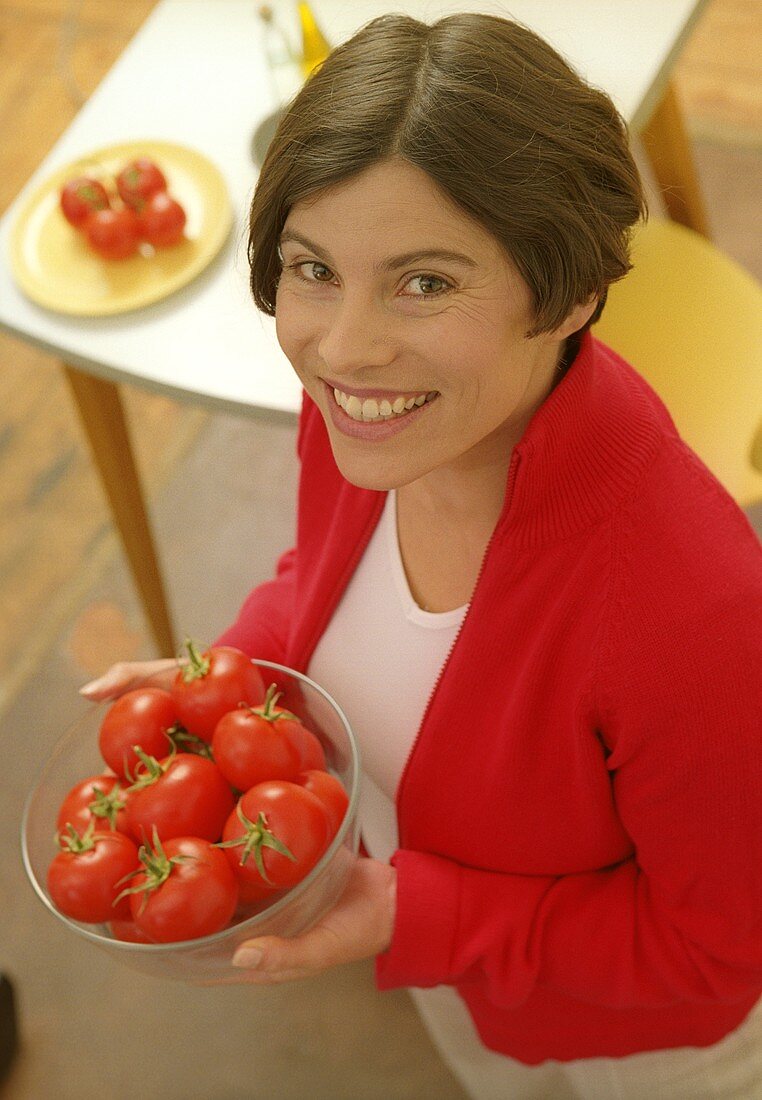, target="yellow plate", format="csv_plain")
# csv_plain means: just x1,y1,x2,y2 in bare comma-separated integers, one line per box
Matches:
9,140,233,316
